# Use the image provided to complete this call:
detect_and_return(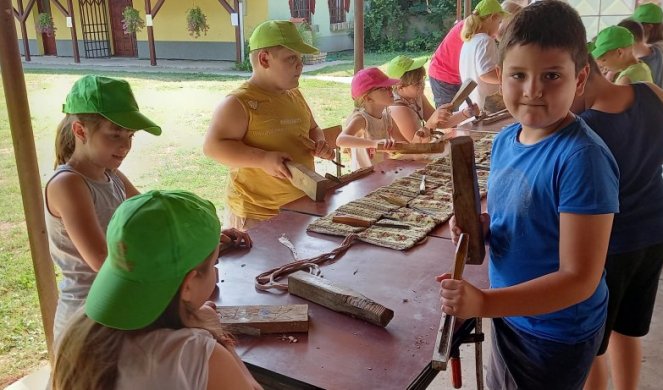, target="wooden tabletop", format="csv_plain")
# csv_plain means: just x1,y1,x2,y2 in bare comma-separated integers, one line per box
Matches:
217,211,489,390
